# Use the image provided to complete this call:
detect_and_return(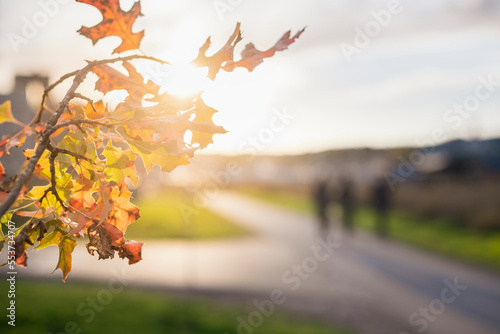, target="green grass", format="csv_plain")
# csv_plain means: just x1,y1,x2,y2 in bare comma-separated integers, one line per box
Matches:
236,186,314,214
0,280,349,334
236,187,500,271
126,188,249,240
